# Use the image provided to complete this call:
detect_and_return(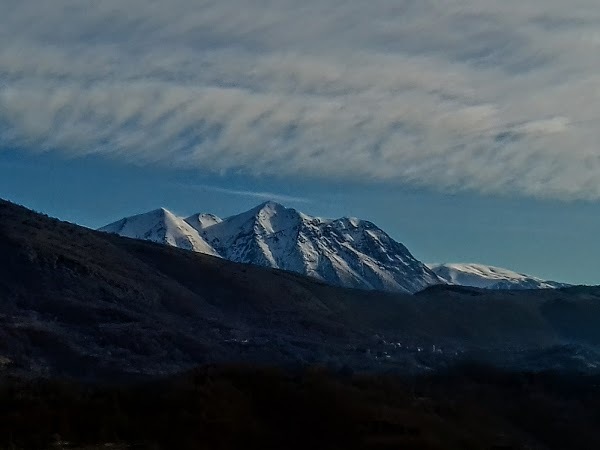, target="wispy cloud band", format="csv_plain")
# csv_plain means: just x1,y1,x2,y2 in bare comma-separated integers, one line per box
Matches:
1,0,600,199
178,183,310,204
